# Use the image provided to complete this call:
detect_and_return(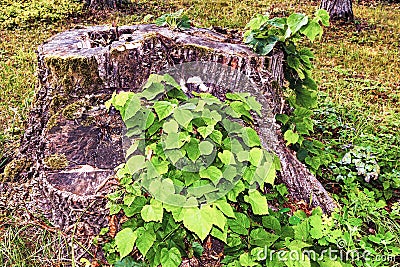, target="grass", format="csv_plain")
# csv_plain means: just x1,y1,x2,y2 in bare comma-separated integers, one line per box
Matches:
0,0,399,266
